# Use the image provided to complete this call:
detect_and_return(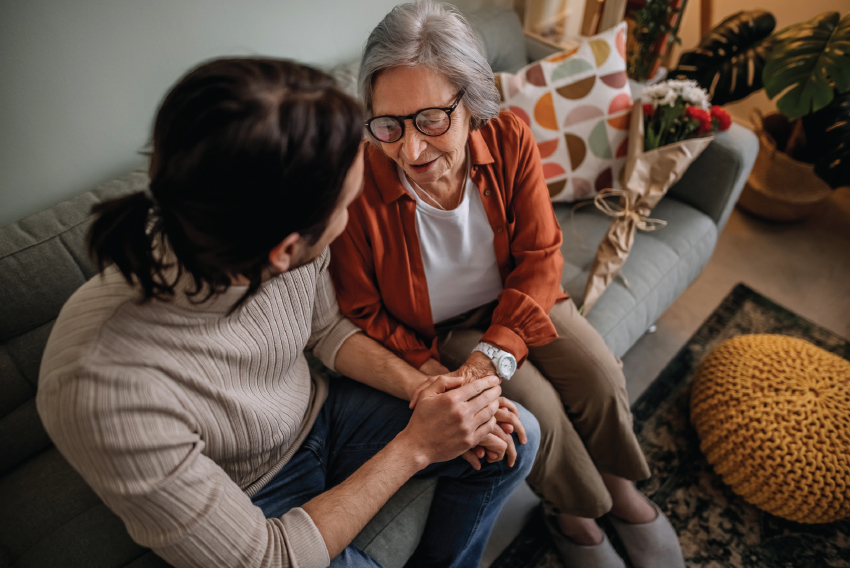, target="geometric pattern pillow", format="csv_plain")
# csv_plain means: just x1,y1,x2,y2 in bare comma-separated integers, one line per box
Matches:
494,22,632,203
